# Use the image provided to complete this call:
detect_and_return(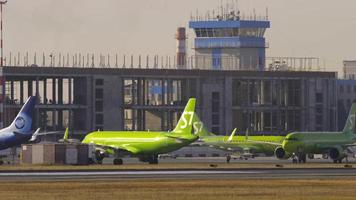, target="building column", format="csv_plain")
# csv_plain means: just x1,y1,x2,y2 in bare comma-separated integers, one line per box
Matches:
43,79,47,104
52,78,56,104
28,80,33,97
19,80,23,104
35,77,40,128
58,78,63,104
10,80,14,101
